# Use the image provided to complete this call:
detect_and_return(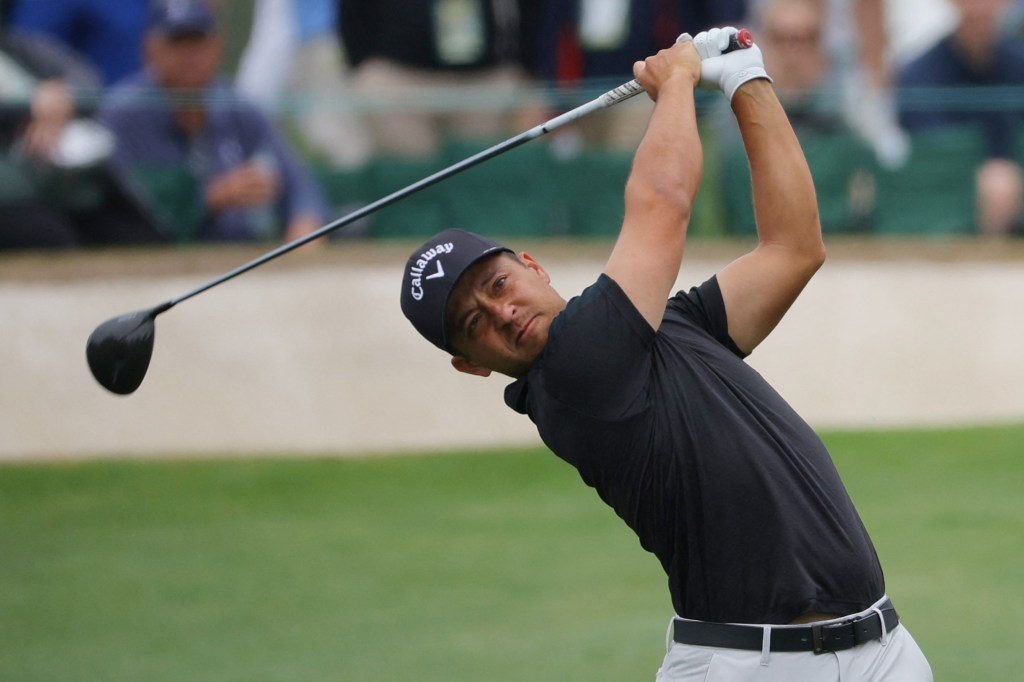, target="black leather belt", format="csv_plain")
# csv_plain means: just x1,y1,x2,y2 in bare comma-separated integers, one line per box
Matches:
673,599,899,655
